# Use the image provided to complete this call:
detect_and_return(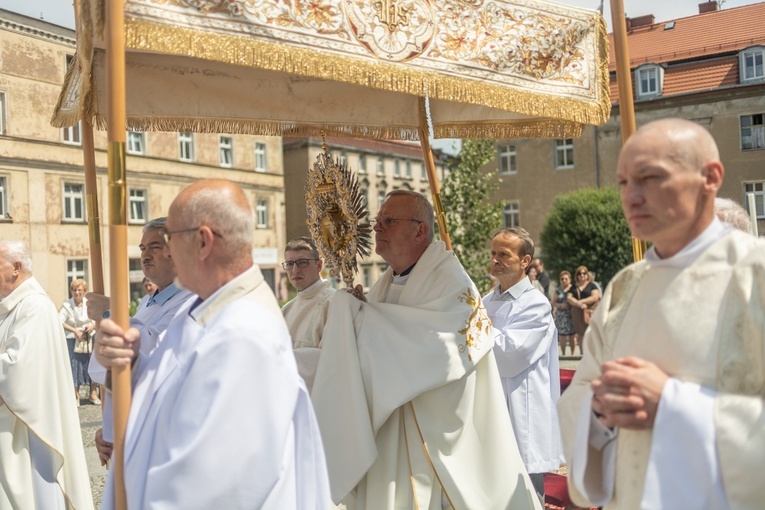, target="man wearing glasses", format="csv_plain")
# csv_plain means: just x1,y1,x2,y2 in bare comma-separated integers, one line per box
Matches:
94,179,331,509
281,236,335,391
311,190,541,509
